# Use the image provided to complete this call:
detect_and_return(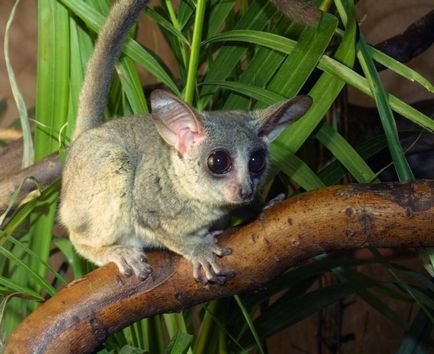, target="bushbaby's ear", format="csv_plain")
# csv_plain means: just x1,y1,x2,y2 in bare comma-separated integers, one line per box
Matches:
151,90,204,155
254,96,312,142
